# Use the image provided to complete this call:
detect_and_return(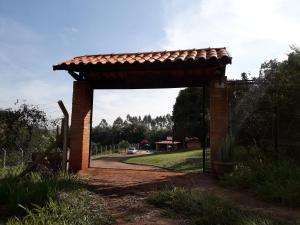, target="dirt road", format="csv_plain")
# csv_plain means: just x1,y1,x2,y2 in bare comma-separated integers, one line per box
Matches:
78,154,300,225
